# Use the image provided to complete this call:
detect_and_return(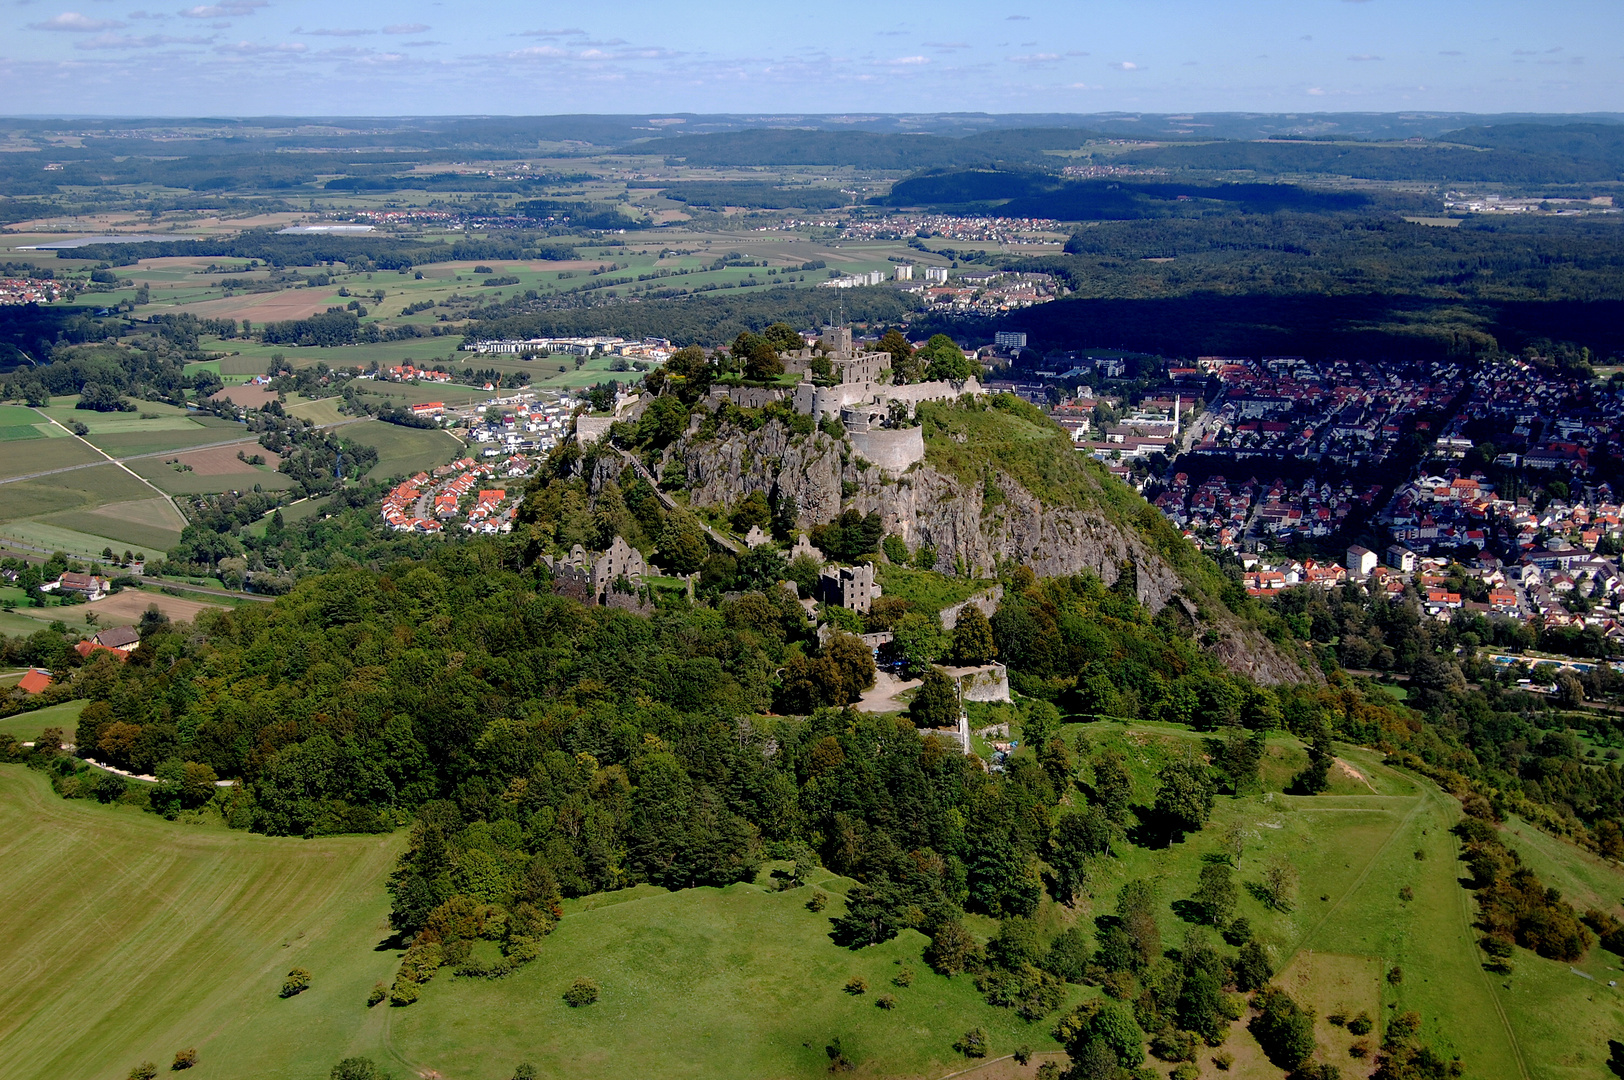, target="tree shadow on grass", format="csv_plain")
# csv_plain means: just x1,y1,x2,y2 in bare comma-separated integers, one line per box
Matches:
374,930,410,952
1169,898,1208,926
